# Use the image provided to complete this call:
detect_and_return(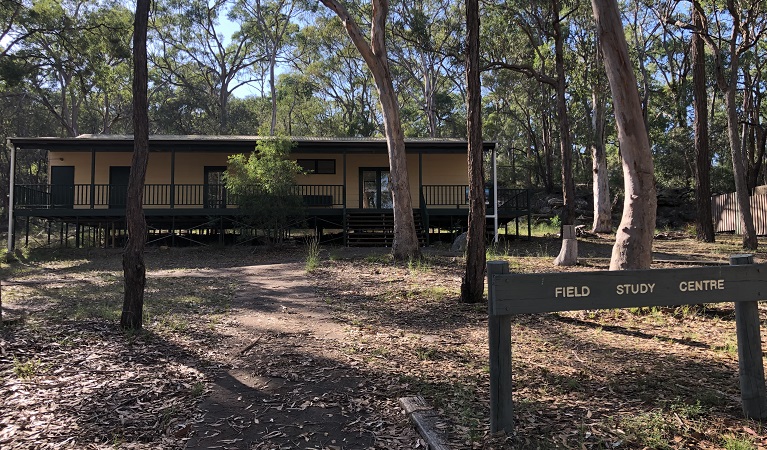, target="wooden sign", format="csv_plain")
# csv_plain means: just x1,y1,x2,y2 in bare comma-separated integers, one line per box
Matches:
490,263,767,315
486,255,767,435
